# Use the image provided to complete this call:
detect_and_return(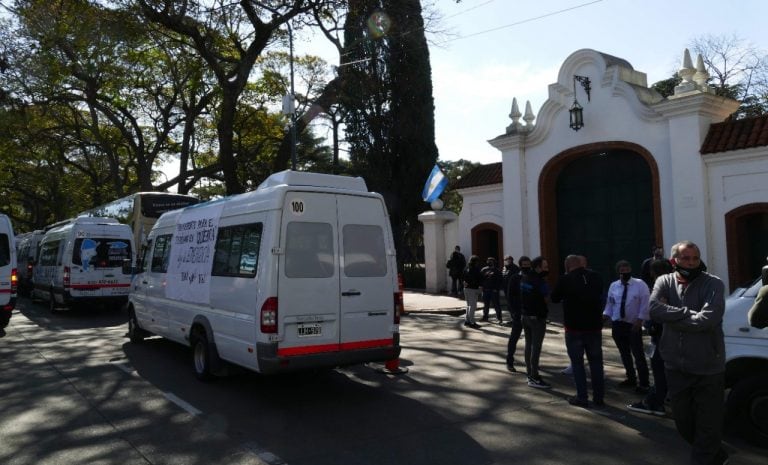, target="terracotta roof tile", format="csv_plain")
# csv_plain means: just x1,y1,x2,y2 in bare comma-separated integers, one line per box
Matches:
701,114,768,154
453,162,503,189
